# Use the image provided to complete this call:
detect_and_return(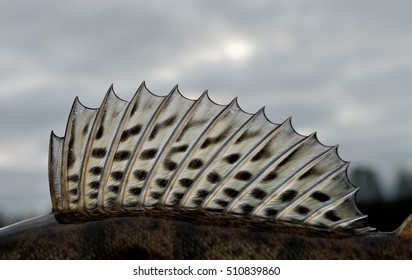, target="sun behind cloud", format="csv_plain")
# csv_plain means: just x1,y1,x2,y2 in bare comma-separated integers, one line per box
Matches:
224,40,254,61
